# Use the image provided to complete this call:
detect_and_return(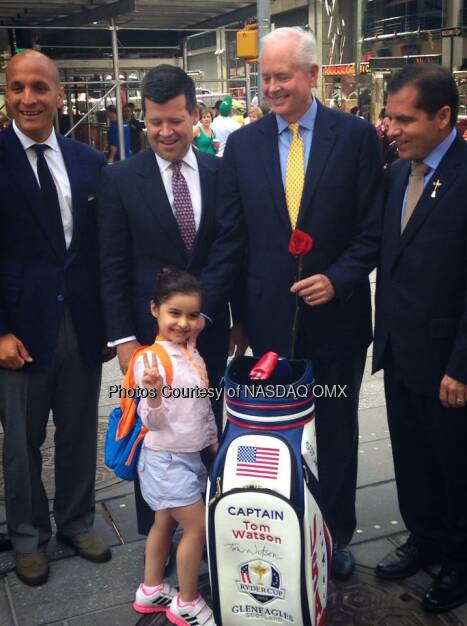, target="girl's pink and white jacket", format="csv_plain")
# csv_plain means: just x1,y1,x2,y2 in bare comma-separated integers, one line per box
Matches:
134,339,218,453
